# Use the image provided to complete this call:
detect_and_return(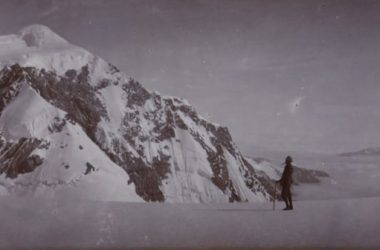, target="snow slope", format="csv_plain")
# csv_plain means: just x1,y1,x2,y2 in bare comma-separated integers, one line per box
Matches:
0,25,270,202
246,157,281,179
0,195,379,248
